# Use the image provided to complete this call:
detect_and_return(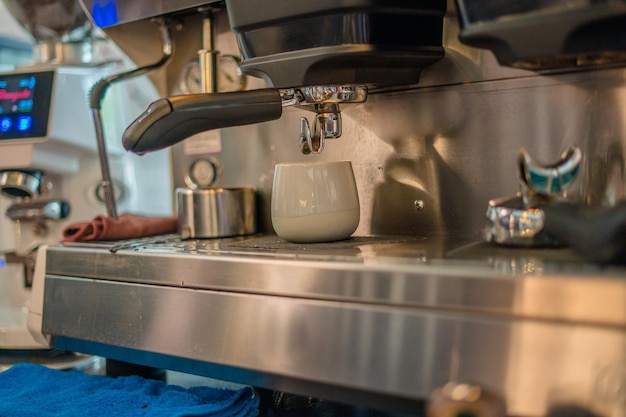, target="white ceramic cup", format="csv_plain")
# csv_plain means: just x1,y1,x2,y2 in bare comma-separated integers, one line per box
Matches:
271,160,360,243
